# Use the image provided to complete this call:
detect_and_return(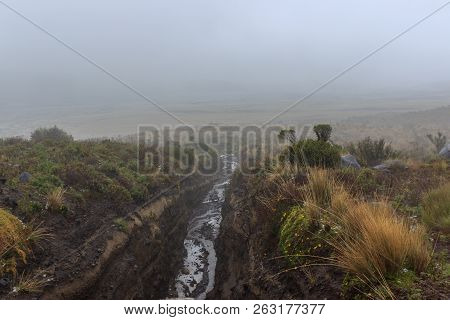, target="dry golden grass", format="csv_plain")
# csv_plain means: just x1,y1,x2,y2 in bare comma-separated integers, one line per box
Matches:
421,182,450,233
305,168,334,209
333,201,430,273
1,208,51,277
0,208,29,276
280,169,432,298
13,271,50,294
45,186,65,212
431,159,448,172
257,163,304,212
